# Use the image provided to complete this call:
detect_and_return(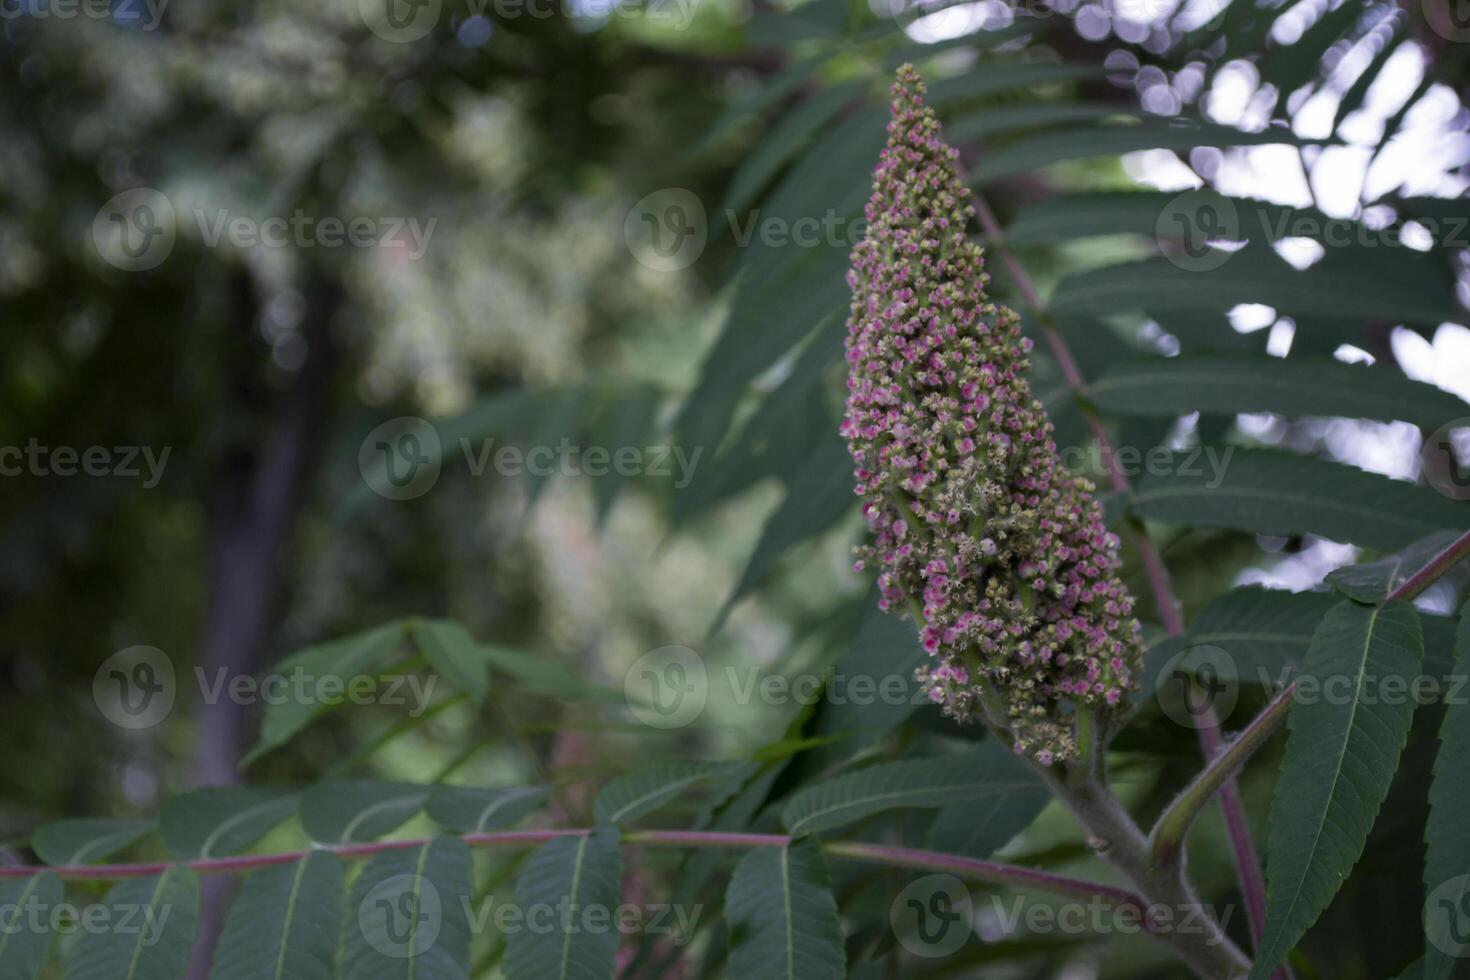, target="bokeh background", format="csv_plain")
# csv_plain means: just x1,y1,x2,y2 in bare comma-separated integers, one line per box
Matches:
4,0,1470,976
